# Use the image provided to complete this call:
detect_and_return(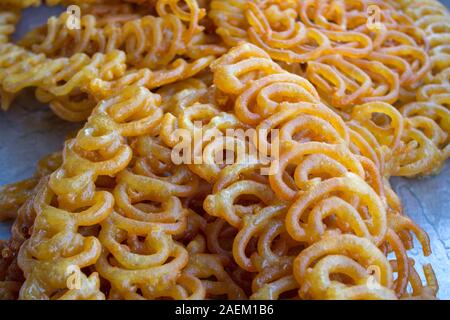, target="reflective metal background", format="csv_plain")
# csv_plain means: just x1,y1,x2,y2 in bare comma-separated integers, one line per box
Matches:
1,3,449,299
